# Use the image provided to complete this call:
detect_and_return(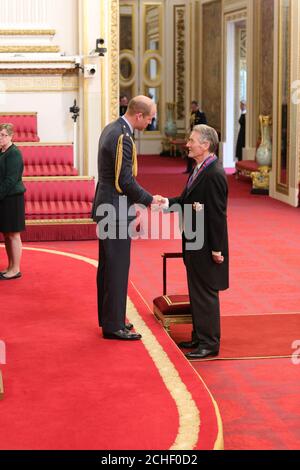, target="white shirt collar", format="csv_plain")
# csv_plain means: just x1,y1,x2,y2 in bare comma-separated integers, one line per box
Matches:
121,115,134,135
